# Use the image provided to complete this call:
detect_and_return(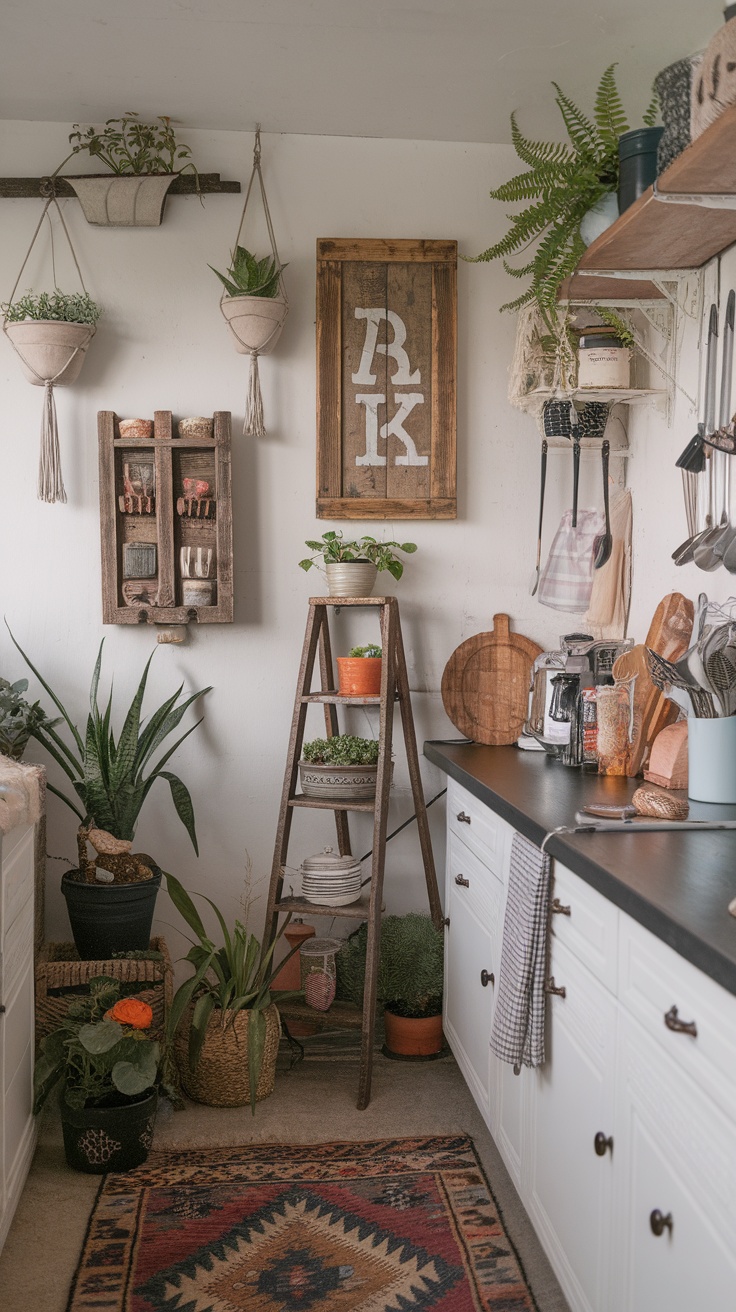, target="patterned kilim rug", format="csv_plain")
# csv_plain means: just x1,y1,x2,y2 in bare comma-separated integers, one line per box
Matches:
67,1135,539,1312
